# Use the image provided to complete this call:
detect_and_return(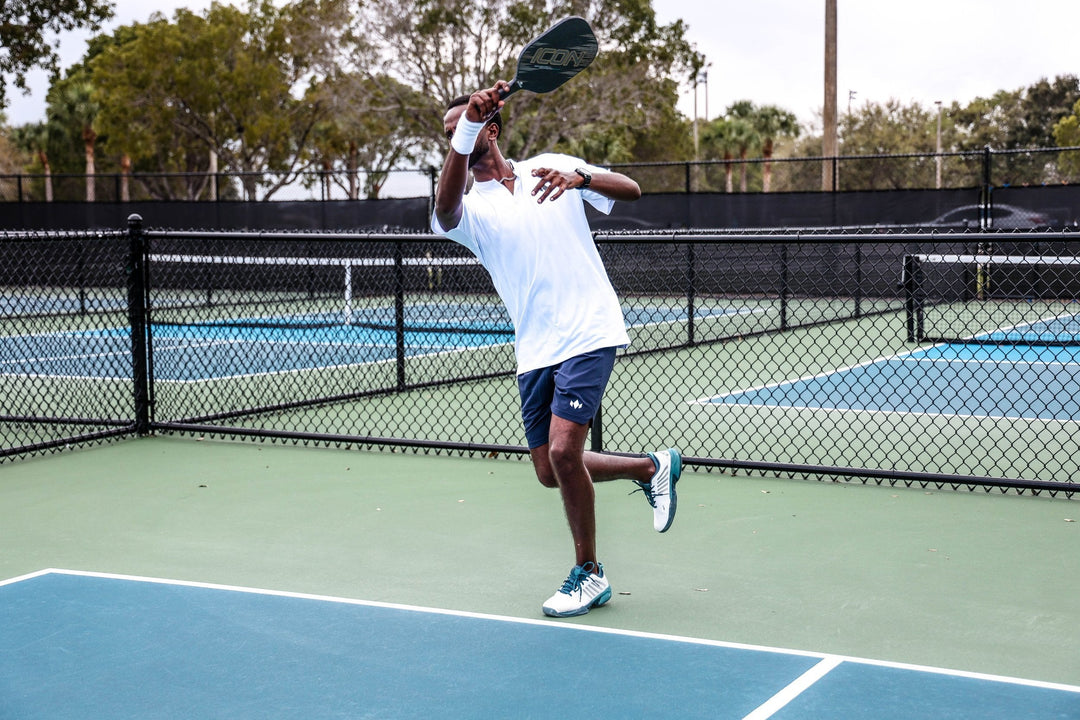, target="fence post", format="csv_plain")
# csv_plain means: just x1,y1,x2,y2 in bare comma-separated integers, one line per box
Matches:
126,213,151,435
854,244,863,318
394,241,407,391
590,404,603,452
981,145,993,229
686,242,696,346
779,244,790,331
